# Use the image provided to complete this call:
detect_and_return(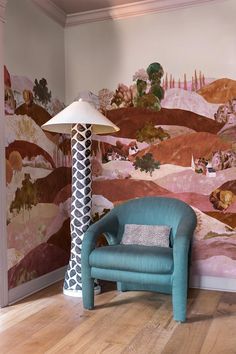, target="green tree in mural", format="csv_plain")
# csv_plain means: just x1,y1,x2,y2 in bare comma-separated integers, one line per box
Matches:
10,173,38,217
33,78,52,106
147,62,165,101
133,62,165,111
136,122,170,144
133,153,160,176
